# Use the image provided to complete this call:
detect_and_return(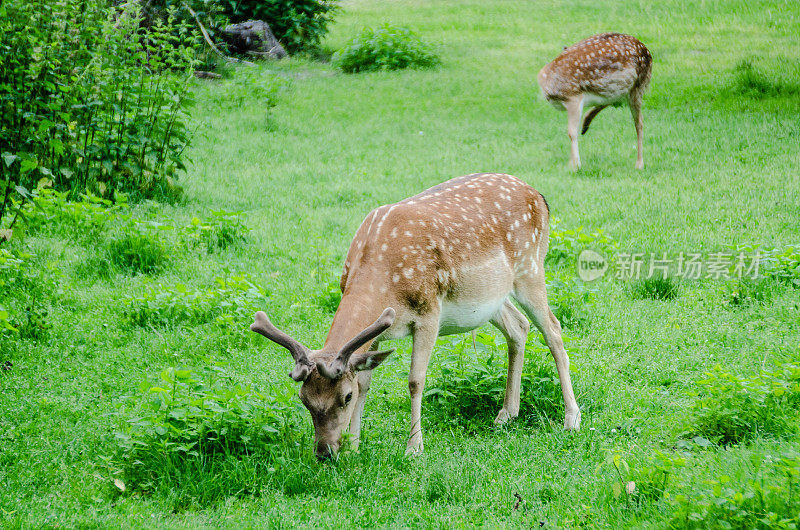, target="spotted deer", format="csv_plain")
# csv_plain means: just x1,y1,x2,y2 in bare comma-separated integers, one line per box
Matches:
251,173,581,459
538,33,652,170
